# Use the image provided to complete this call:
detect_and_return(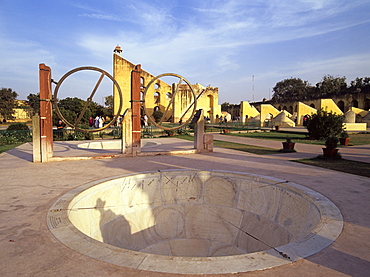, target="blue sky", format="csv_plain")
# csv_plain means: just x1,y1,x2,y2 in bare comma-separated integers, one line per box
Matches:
1,0,369,104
